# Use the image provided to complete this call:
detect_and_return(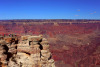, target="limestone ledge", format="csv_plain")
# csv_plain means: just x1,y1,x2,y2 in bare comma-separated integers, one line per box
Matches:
0,35,55,67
